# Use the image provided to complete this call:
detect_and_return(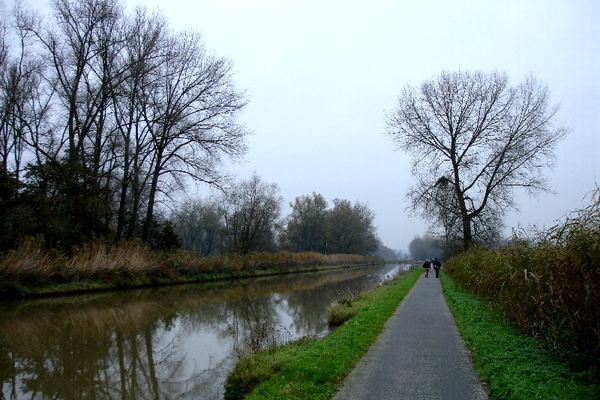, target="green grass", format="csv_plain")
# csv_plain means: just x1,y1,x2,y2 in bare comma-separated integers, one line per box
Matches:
441,272,599,399
226,267,598,399
225,267,422,399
